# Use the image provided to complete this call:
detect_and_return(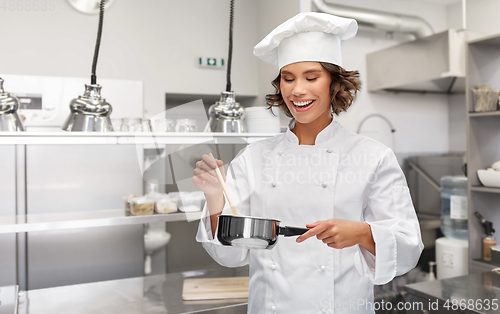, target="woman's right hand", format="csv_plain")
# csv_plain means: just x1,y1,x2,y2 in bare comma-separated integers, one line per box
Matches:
192,154,226,197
